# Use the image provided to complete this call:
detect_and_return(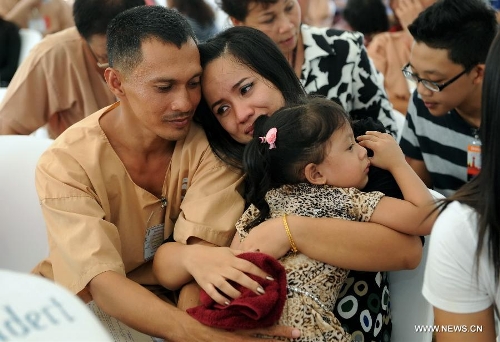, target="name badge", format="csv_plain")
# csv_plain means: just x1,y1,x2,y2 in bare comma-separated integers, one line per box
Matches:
144,224,164,261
